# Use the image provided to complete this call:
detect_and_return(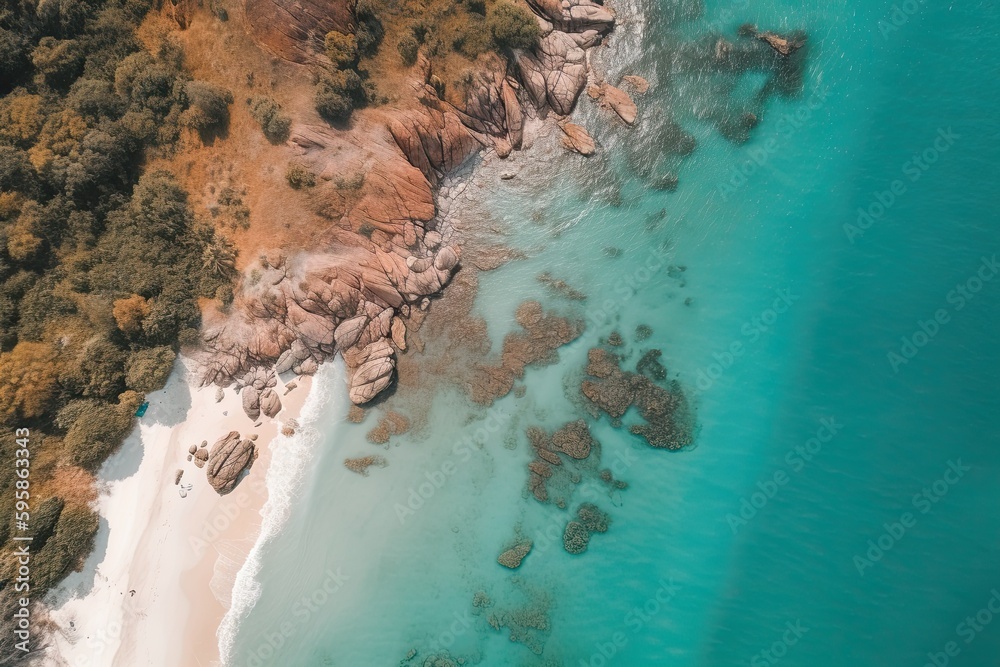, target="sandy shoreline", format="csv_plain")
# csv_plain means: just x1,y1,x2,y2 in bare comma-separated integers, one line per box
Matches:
44,358,312,667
